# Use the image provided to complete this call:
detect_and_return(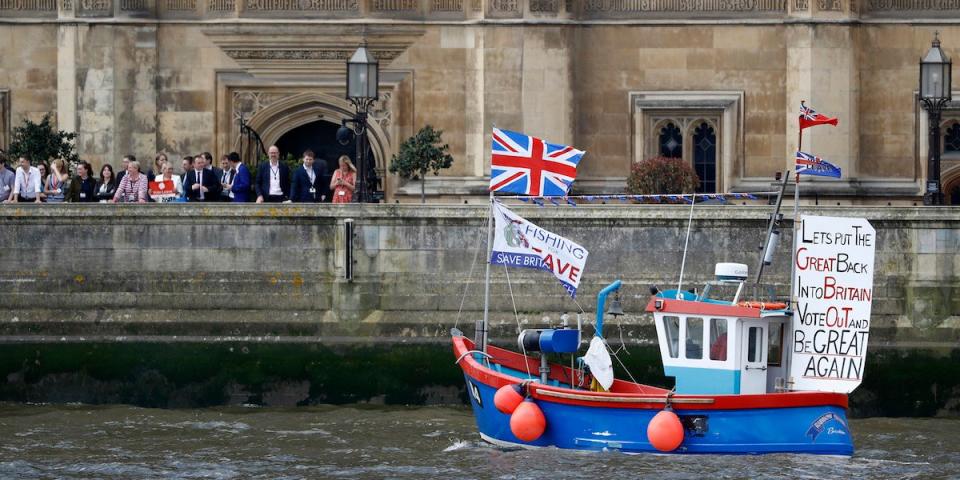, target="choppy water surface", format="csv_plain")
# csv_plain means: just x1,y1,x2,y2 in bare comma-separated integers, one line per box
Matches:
0,404,956,479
